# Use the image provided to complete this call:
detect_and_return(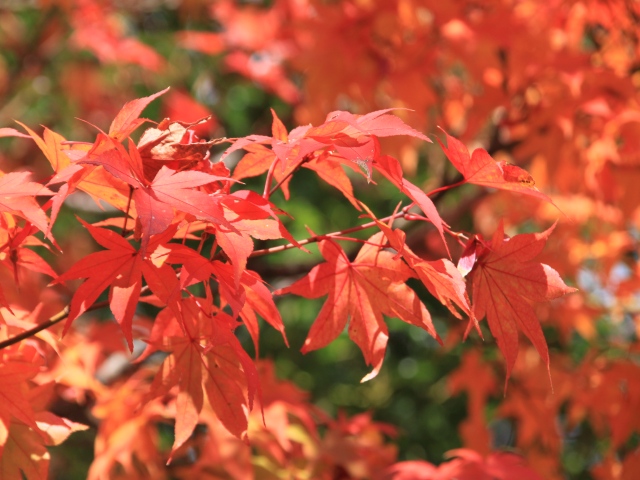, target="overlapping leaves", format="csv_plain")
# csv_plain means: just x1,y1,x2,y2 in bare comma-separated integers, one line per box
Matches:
0,88,574,477
460,223,576,387
276,232,443,382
